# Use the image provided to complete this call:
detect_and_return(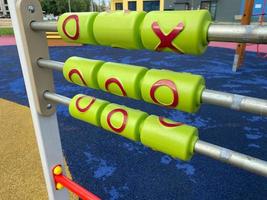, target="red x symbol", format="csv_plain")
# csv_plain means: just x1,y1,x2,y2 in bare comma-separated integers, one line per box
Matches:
151,21,184,53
